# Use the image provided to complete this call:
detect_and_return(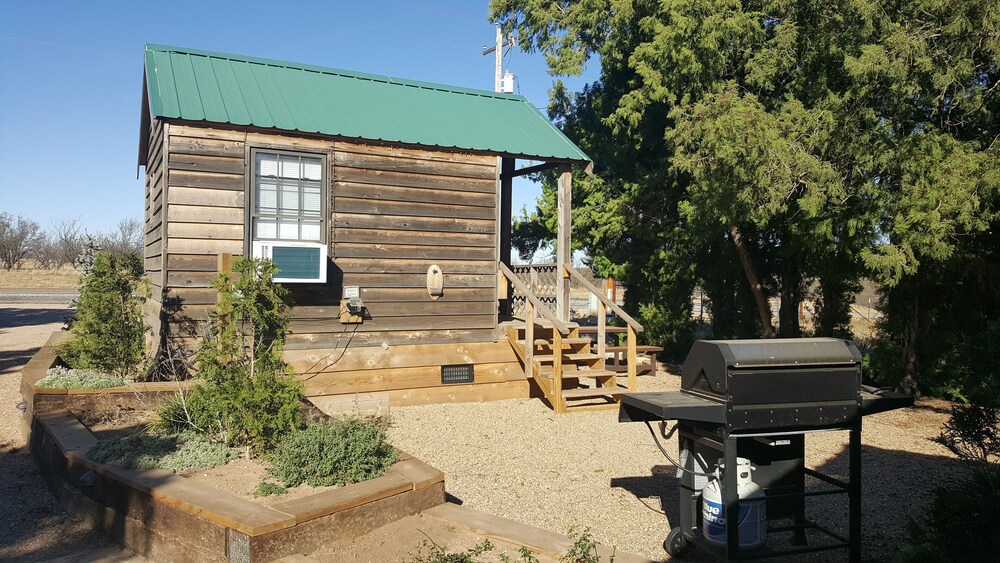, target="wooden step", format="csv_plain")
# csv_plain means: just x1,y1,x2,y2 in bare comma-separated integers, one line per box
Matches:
536,319,579,329
517,338,592,348
577,326,627,333
604,345,663,353
538,368,617,379
561,368,616,378
532,353,602,363
561,386,626,399
606,364,656,374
